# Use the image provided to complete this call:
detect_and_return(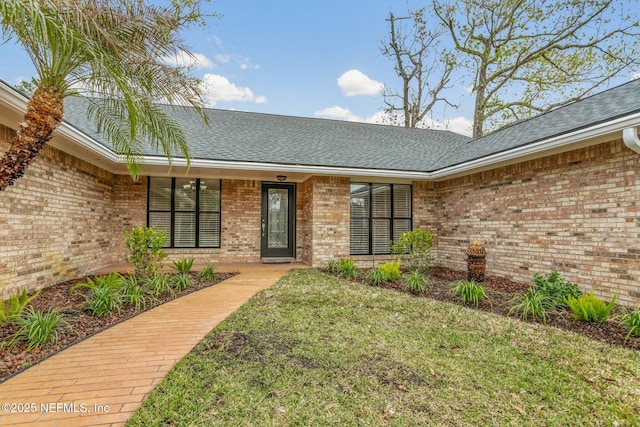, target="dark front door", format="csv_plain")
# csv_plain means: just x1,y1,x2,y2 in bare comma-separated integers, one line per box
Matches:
261,183,296,258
